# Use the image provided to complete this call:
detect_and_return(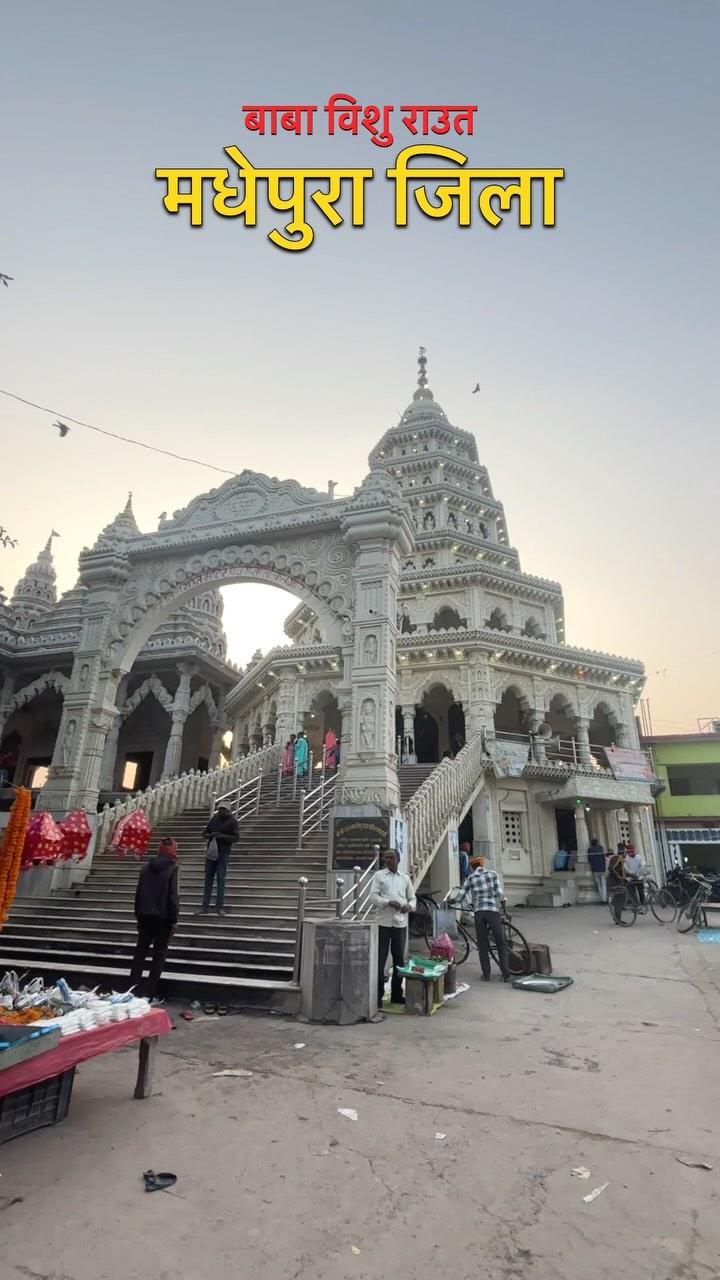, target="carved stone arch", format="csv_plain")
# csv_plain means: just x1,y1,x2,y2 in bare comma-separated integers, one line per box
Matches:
540,684,581,717
121,674,174,720
8,670,69,713
188,683,218,722
307,677,342,705
106,544,353,673
412,671,460,706
490,673,534,710
590,696,621,726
